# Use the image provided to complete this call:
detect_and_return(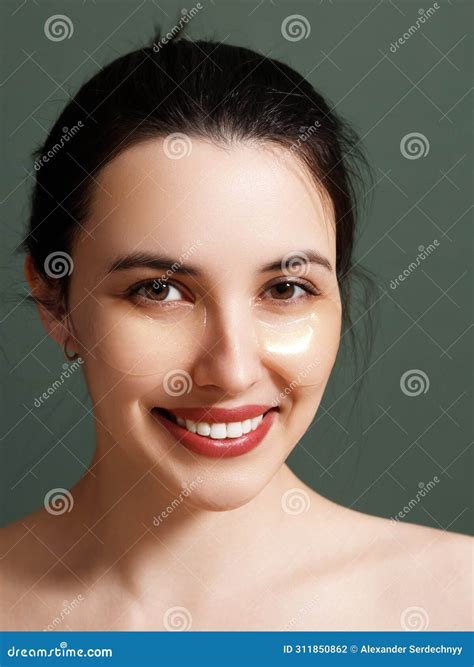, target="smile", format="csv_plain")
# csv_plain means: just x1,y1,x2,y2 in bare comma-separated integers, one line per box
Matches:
151,404,278,458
